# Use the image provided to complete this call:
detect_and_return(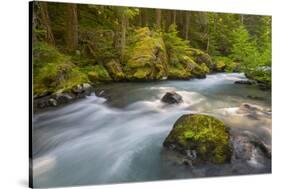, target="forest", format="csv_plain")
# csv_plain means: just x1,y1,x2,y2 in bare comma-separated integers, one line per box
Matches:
31,2,272,187
32,1,271,98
